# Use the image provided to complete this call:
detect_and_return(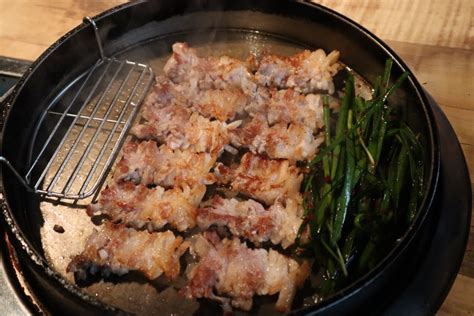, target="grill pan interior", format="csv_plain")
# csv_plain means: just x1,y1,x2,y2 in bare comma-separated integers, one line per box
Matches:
1,2,438,315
